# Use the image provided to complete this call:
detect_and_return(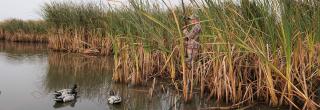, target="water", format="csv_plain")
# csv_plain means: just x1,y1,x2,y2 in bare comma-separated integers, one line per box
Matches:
0,42,212,110
0,41,288,110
